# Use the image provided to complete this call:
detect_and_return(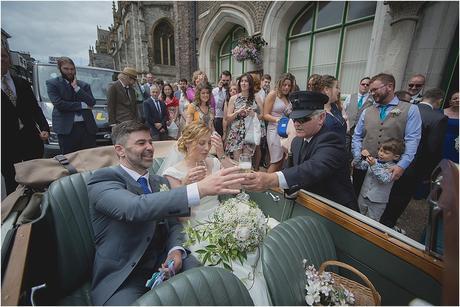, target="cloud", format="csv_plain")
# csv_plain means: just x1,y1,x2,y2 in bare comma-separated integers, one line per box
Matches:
1,1,113,66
